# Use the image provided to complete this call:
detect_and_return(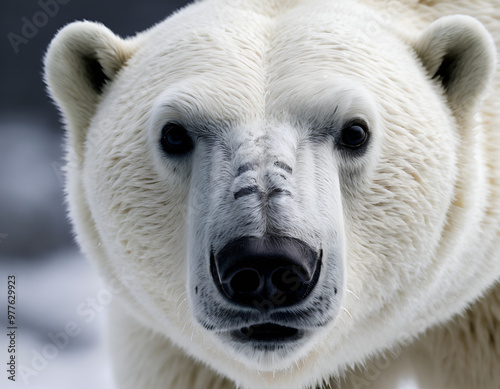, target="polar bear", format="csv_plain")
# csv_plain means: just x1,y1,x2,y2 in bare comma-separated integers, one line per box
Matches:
44,0,500,388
